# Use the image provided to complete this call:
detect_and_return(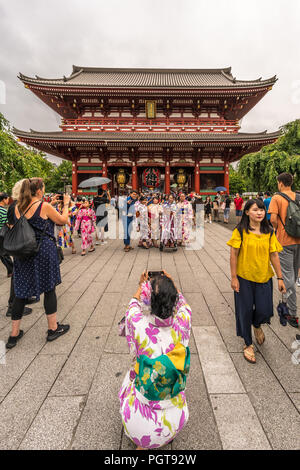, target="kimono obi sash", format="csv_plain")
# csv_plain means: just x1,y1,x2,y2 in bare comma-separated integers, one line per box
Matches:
134,343,190,401
81,216,91,221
